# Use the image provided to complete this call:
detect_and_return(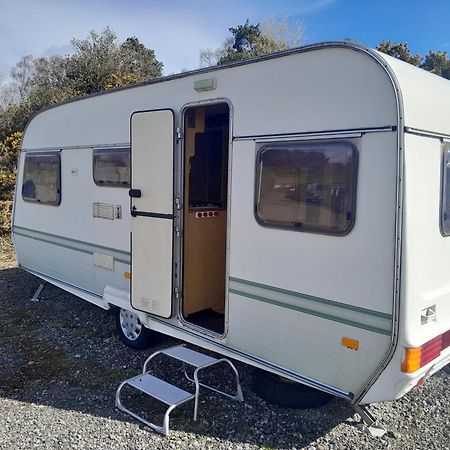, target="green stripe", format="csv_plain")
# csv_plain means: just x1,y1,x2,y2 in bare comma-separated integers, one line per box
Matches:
14,231,92,256
13,225,130,257
13,227,130,264
229,288,391,335
230,276,391,320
